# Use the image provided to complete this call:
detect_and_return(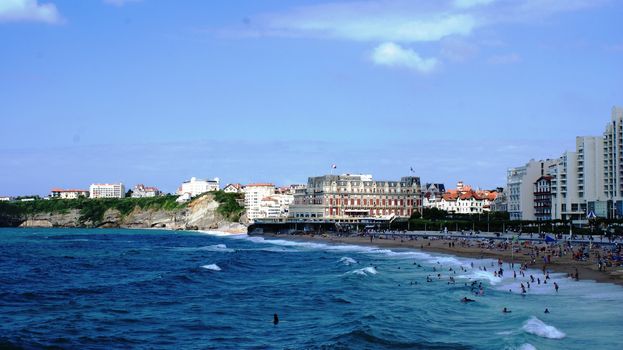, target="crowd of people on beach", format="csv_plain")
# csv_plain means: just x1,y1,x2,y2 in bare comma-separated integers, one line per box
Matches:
358,229,623,276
